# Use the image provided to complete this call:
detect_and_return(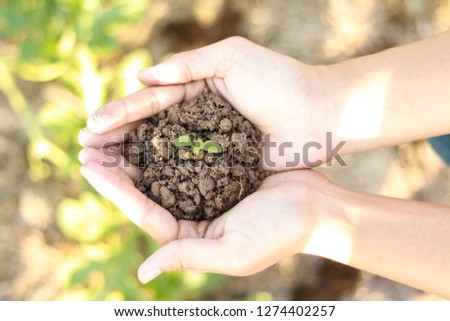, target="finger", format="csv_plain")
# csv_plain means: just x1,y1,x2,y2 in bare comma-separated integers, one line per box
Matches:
80,161,178,244
137,37,246,86
78,147,142,180
78,120,143,148
87,82,205,134
137,238,229,283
